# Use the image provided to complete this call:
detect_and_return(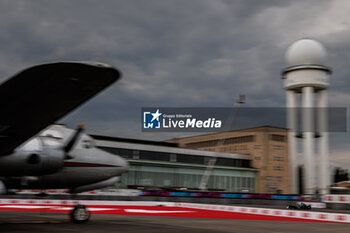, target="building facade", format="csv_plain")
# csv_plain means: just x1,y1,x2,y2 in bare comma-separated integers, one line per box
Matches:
166,126,290,194
91,135,257,192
